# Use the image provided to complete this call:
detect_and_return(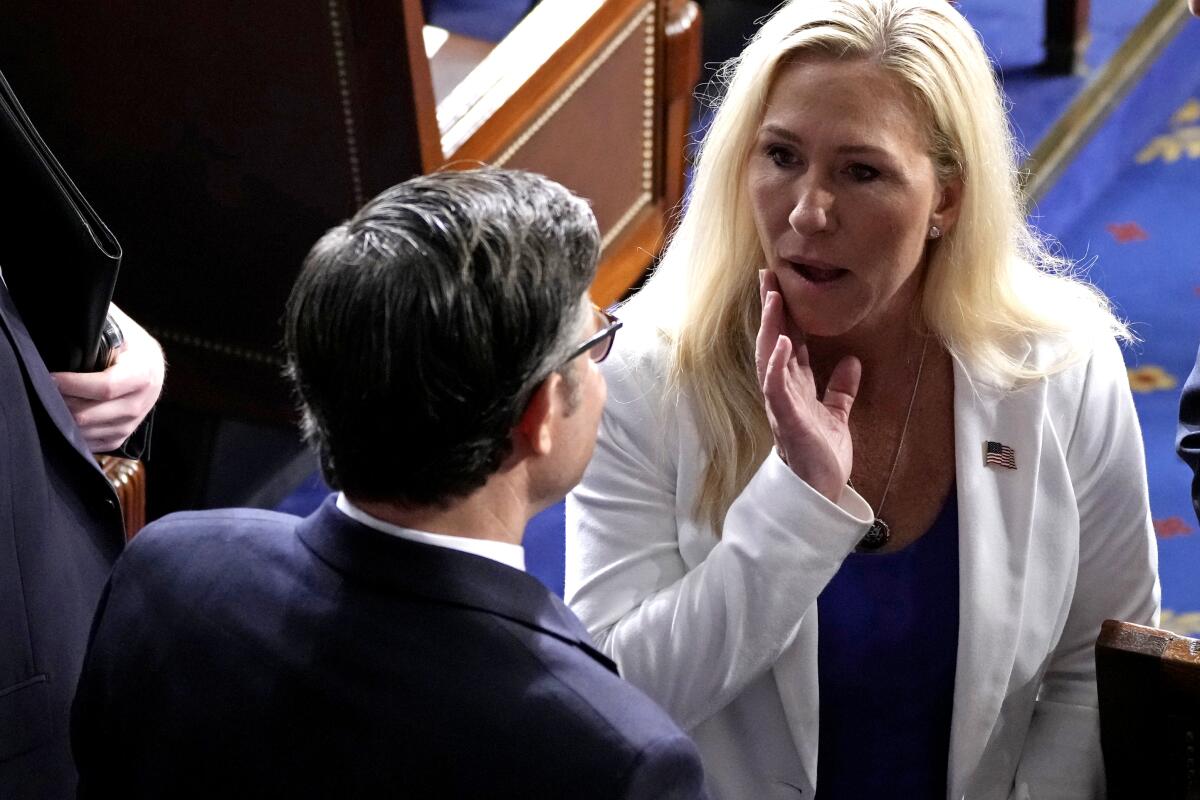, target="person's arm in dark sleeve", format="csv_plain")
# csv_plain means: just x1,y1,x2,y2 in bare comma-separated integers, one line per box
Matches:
623,733,708,800
1178,343,1200,523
